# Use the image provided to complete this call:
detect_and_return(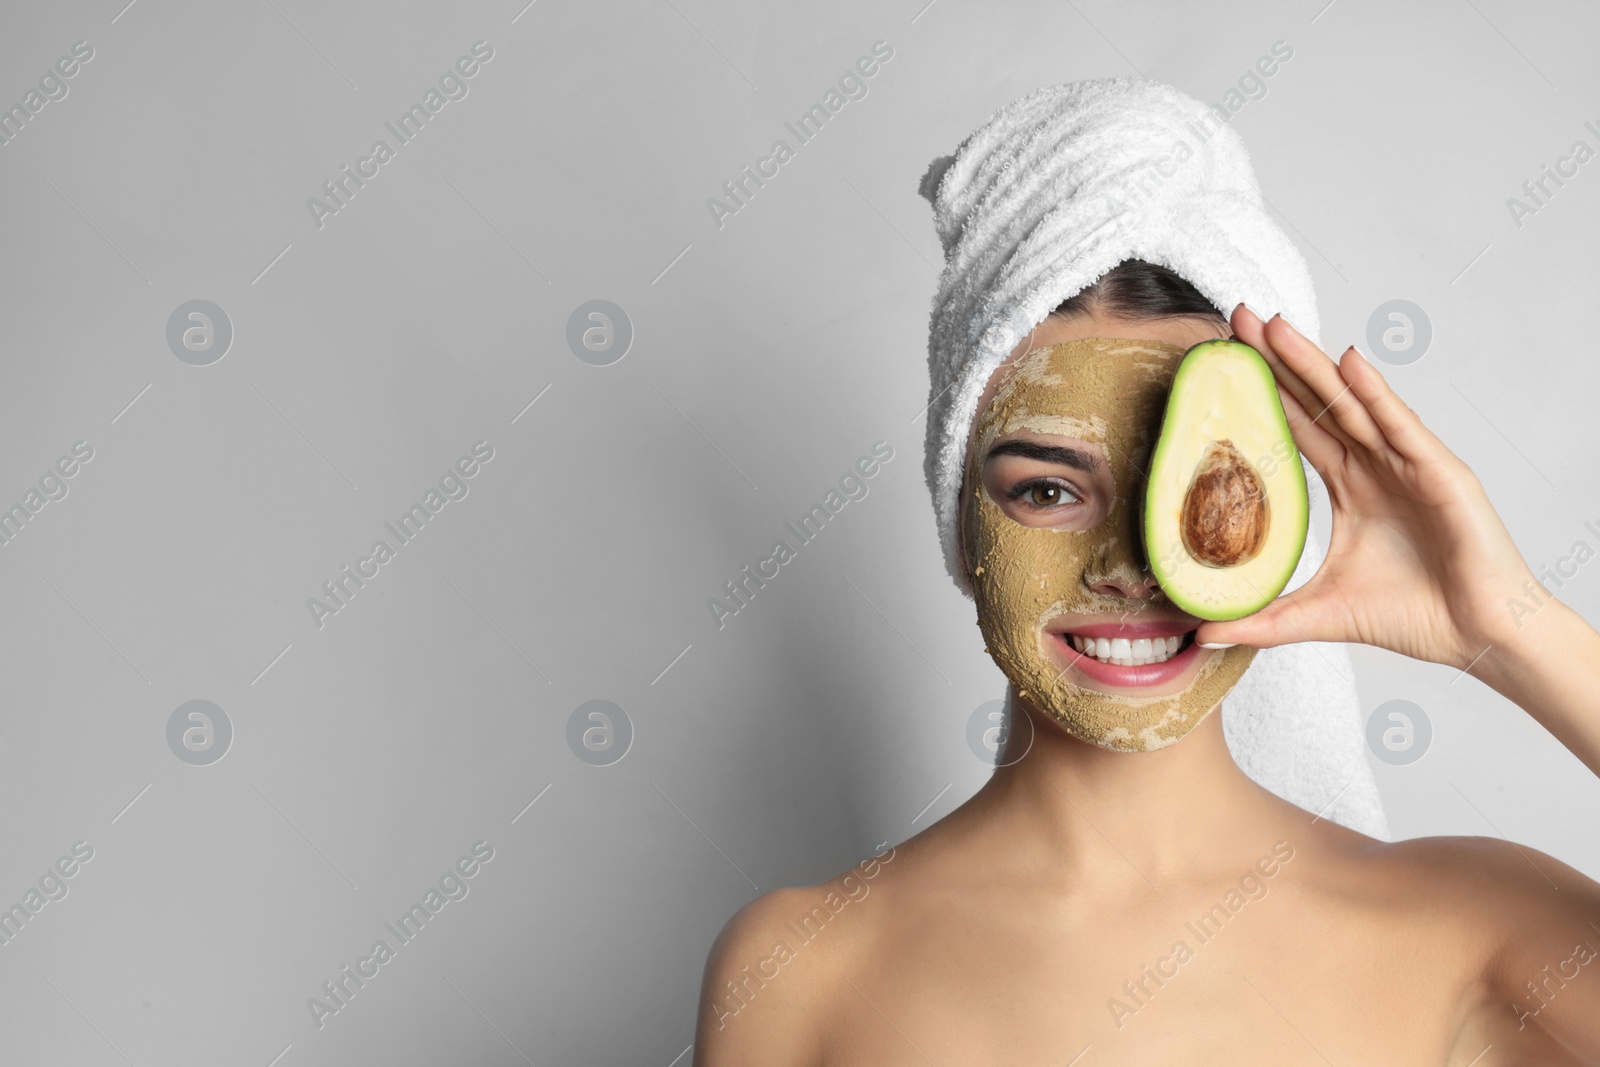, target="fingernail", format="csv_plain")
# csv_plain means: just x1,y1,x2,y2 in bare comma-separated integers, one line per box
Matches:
1198,641,1237,649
